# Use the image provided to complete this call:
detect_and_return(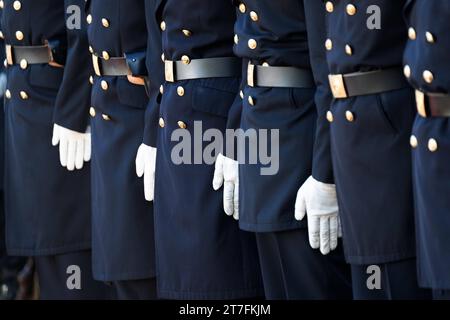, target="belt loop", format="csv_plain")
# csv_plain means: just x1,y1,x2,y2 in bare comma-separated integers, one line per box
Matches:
328,74,348,99
247,62,255,87
415,90,427,118
92,54,101,76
